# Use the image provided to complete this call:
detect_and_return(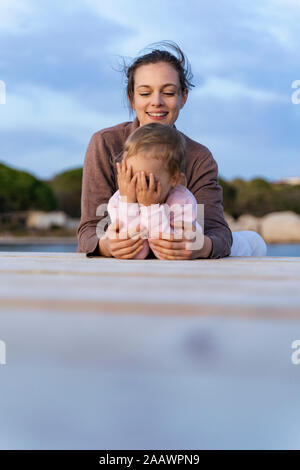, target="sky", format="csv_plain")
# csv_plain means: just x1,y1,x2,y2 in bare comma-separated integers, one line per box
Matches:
0,0,299,182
